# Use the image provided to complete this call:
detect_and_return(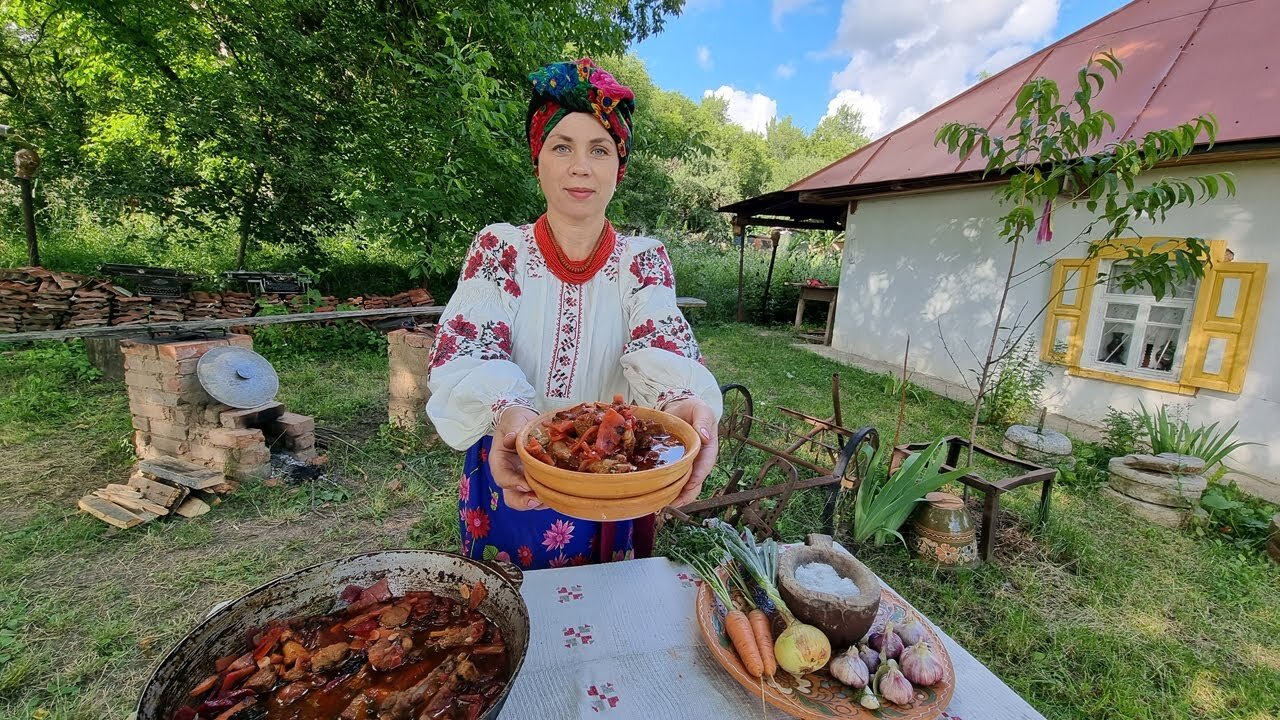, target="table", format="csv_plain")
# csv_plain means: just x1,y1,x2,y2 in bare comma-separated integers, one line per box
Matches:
789,284,838,346
499,556,1045,719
